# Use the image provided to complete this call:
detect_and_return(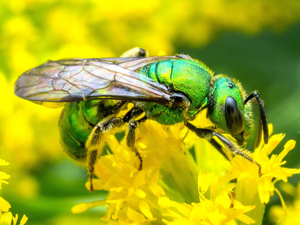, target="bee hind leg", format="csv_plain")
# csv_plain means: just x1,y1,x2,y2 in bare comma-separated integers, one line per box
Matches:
120,47,148,57
86,117,124,191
